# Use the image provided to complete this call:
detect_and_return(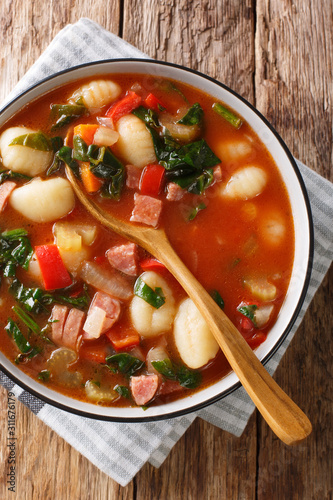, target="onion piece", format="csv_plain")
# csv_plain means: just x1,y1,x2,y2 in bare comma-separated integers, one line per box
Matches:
146,345,169,375
93,126,119,146
80,261,133,300
85,380,118,403
83,306,106,339
254,304,274,328
96,116,115,129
